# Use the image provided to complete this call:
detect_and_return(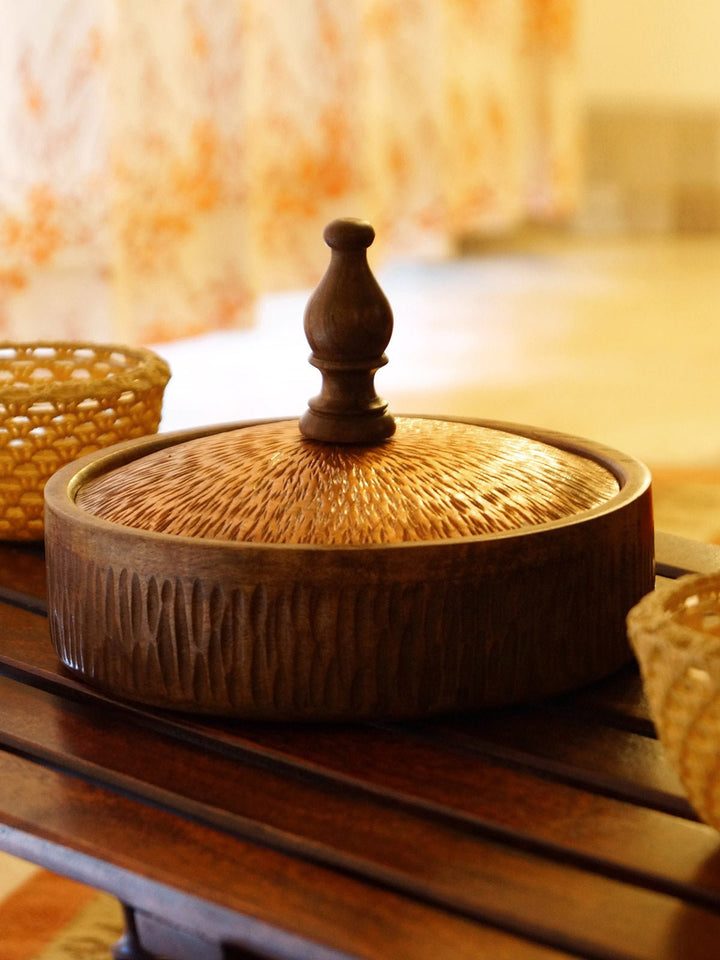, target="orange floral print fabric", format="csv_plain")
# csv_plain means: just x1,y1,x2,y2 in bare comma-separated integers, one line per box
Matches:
0,0,578,343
